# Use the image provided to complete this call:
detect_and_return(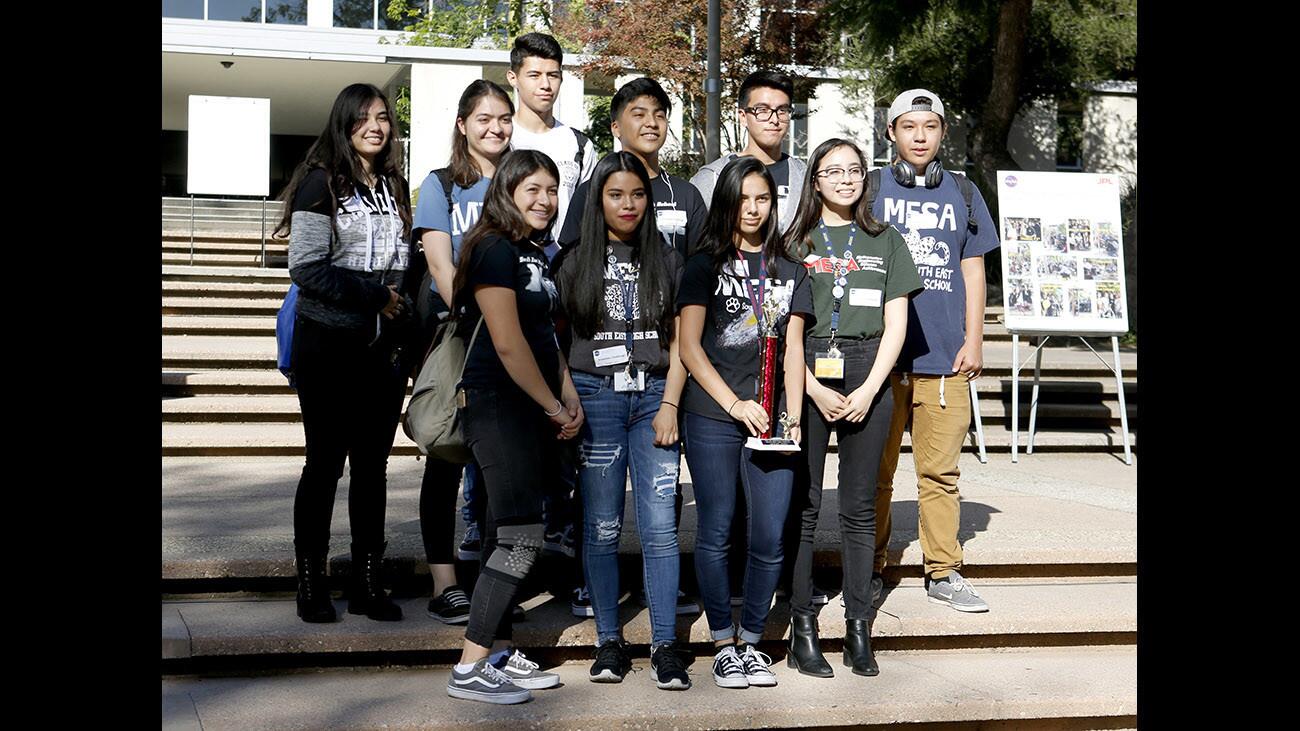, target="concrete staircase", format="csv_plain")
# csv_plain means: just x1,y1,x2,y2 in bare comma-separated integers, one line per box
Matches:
161,233,1138,730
